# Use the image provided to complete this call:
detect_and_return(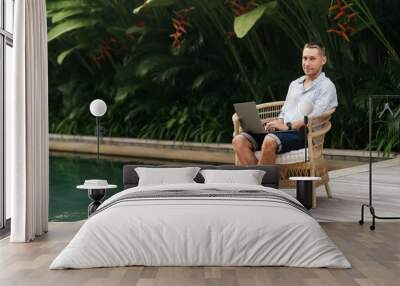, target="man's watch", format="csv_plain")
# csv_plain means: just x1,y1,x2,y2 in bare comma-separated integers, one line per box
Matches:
286,122,293,131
